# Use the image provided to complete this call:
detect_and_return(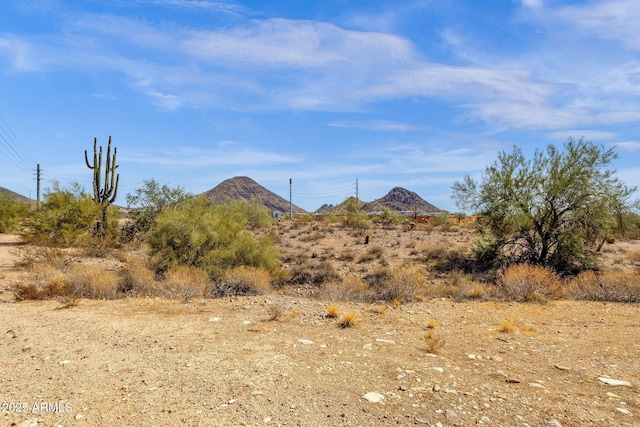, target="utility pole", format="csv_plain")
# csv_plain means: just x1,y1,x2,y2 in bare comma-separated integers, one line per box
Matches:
289,178,293,220
35,163,42,209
